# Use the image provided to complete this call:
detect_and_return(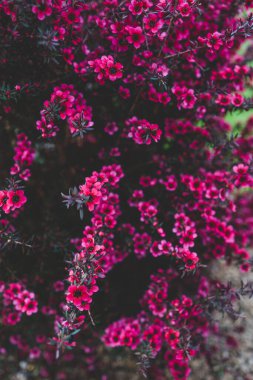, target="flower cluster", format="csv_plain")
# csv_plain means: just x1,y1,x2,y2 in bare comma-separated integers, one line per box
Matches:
59,112,253,378
0,189,27,214
88,55,123,83
0,0,253,379
10,133,35,181
36,84,93,138
126,117,162,145
31,0,52,21
63,164,124,324
103,269,208,380
1,282,38,325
